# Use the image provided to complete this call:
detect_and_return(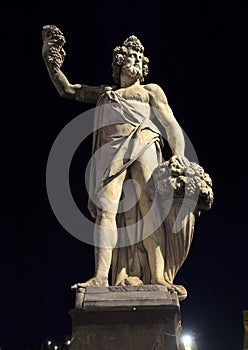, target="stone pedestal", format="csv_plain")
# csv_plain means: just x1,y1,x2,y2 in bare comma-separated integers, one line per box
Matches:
69,285,183,350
